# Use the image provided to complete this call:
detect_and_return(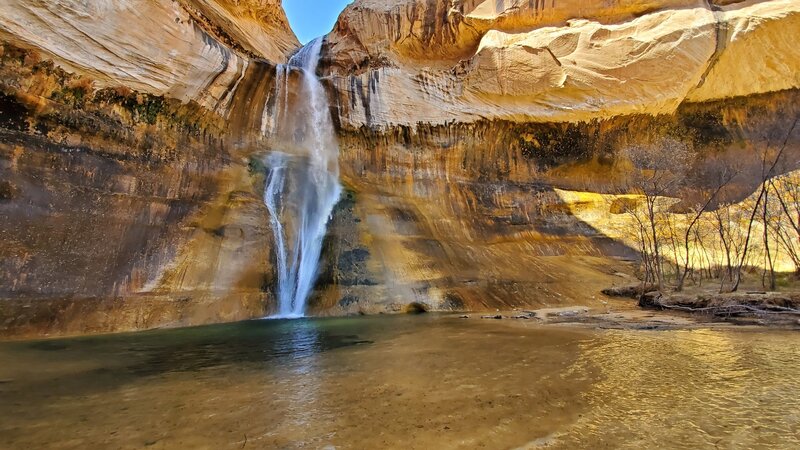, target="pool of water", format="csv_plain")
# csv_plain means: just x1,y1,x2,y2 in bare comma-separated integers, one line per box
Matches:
0,315,798,449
